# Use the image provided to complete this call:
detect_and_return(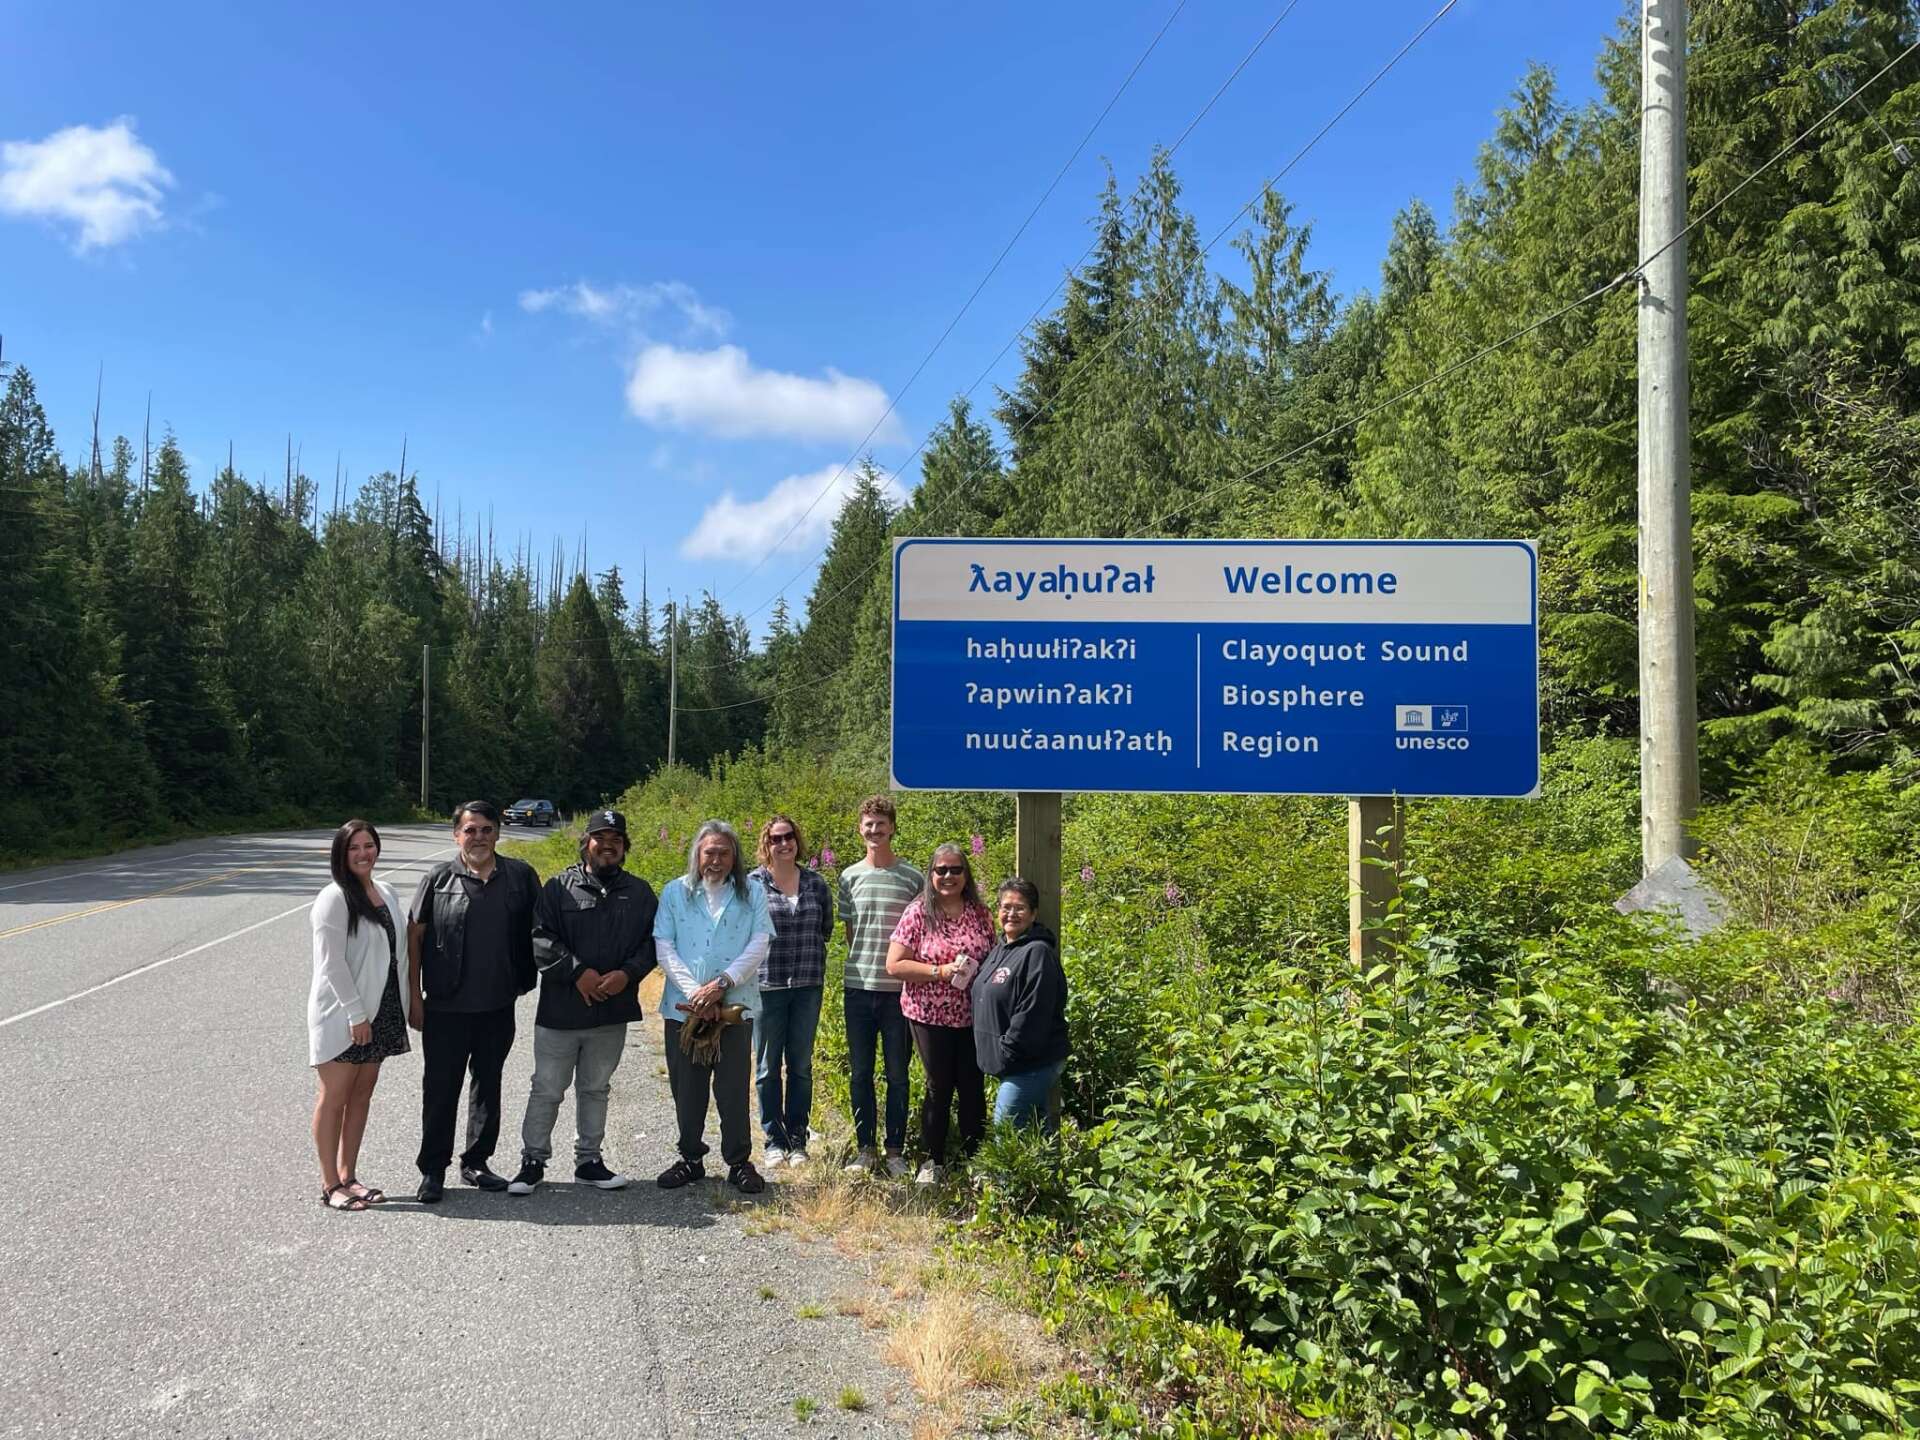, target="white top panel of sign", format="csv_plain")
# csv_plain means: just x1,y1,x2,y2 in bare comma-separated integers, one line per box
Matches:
895,539,1536,626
